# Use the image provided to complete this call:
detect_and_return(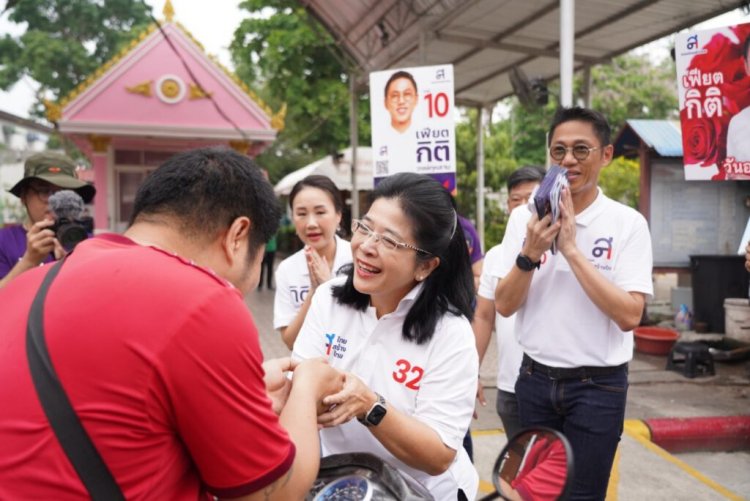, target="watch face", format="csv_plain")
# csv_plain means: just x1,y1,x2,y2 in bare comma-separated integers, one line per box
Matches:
516,253,540,271
516,254,533,271
366,404,387,426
